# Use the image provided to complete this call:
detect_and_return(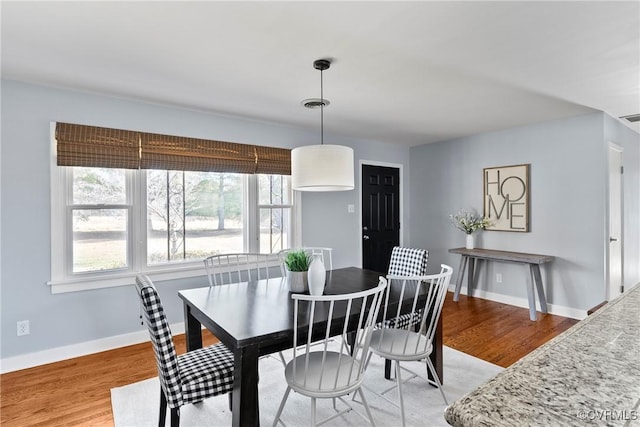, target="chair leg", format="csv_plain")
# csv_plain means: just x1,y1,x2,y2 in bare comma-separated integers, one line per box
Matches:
159,388,167,427
311,397,317,427
385,359,393,380
395,361,406,427
272,386,291,427
426,357,448,405
170,407,180,427
358,387,377,427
